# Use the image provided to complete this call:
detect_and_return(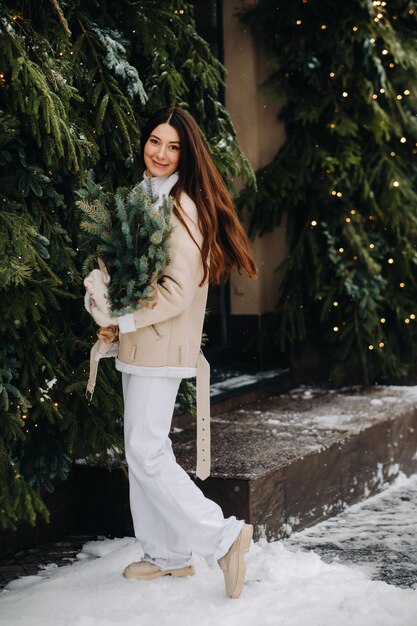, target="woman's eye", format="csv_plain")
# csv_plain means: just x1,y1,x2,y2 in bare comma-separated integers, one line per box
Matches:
170,145,180,151
150,138,158,145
